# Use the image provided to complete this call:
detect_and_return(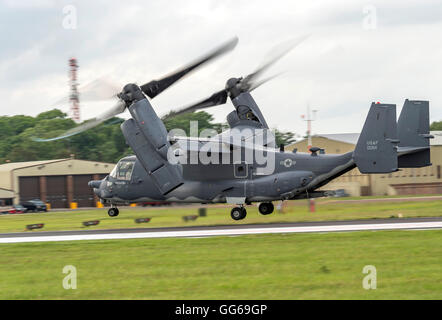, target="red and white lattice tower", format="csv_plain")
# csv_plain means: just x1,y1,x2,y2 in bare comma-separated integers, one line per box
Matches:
69,58,80,123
